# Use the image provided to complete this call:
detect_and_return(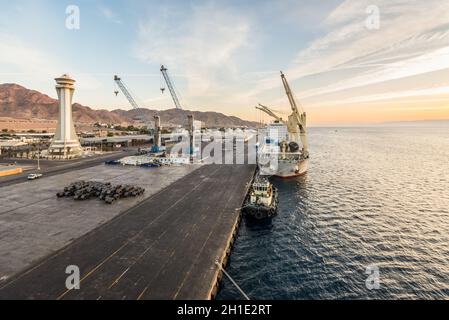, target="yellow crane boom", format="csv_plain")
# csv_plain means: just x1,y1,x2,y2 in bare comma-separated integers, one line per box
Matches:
255,104,286,124
280,71,308,156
